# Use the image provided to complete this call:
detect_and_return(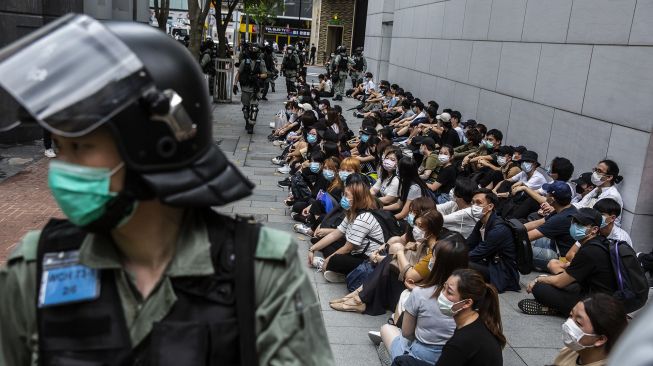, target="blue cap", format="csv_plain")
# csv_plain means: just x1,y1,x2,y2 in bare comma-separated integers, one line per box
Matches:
542,180,572,201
